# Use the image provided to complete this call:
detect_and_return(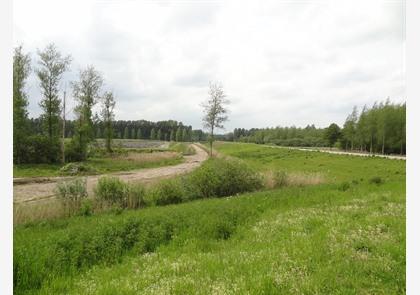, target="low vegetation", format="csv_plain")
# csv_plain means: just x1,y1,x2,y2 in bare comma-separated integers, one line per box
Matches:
169,142,196,156
14,142,405,294
14,149,183,178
